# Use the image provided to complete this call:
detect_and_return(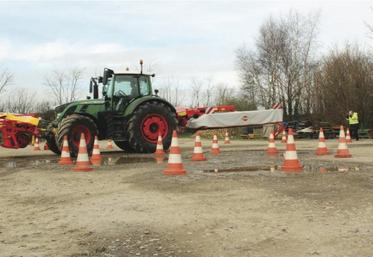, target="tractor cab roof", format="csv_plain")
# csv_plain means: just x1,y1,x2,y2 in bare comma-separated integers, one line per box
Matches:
114,72,155,77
